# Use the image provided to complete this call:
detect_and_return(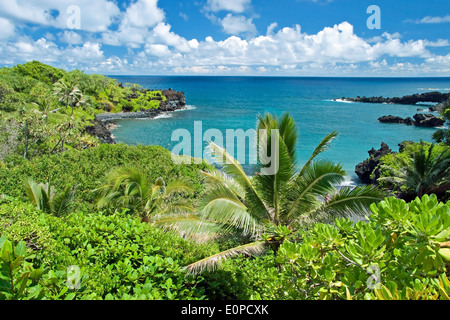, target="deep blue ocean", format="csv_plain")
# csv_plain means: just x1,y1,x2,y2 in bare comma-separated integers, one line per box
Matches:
108,76,450,183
